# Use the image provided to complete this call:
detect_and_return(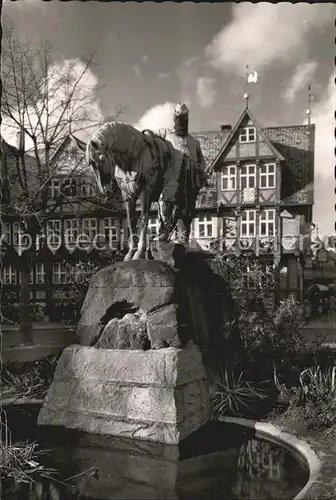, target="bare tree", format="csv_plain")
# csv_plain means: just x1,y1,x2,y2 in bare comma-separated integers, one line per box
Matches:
1,26,122,341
